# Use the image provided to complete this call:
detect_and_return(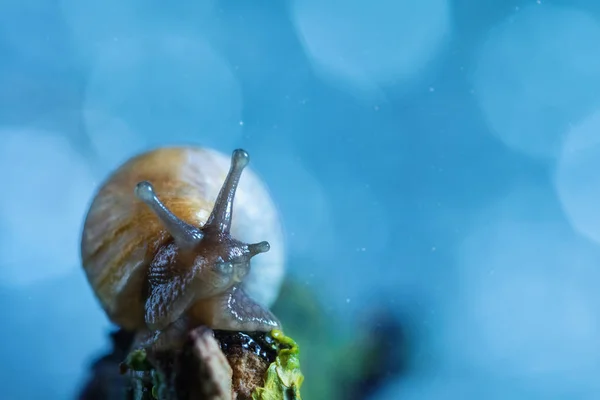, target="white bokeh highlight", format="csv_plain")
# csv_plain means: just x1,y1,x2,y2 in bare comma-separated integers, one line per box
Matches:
472,4,600,160
0,128,97,286
28,108,145,175
84,32,243,152
556,109,600,245
444,186,600,390
59,0,217,64
82,109,147,171
291,0,451,96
